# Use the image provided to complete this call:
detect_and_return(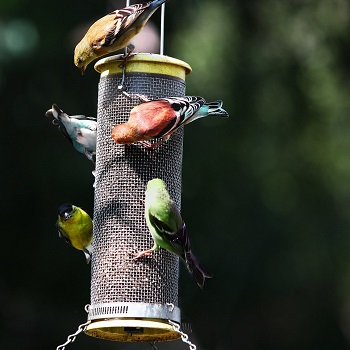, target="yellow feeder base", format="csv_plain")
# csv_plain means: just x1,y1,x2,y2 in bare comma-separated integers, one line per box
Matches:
85,318,181,342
